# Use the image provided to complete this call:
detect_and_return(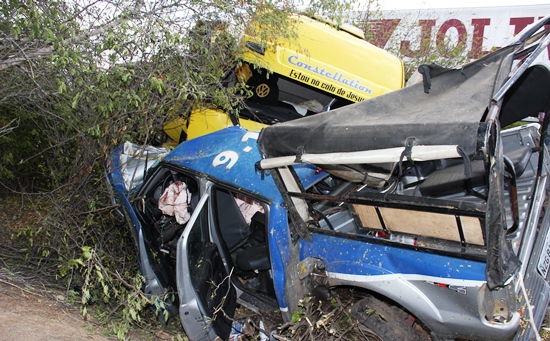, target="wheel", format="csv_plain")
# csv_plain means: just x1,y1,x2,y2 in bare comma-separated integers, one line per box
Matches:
351,296,424,341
